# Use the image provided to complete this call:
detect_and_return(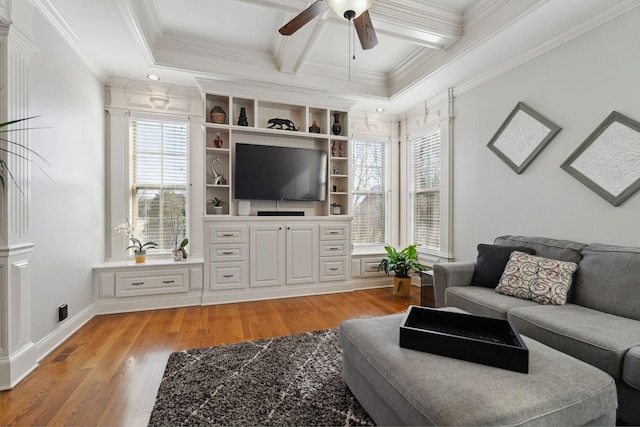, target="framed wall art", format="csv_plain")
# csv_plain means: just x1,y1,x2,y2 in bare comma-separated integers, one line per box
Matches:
561,111,640,207
487,102,562,174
